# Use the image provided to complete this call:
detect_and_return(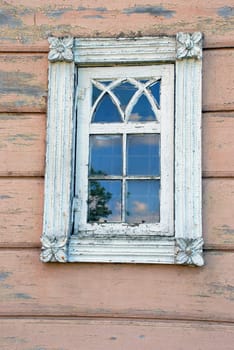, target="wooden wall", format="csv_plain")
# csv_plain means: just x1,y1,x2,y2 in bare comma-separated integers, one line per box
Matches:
0,1,234,349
